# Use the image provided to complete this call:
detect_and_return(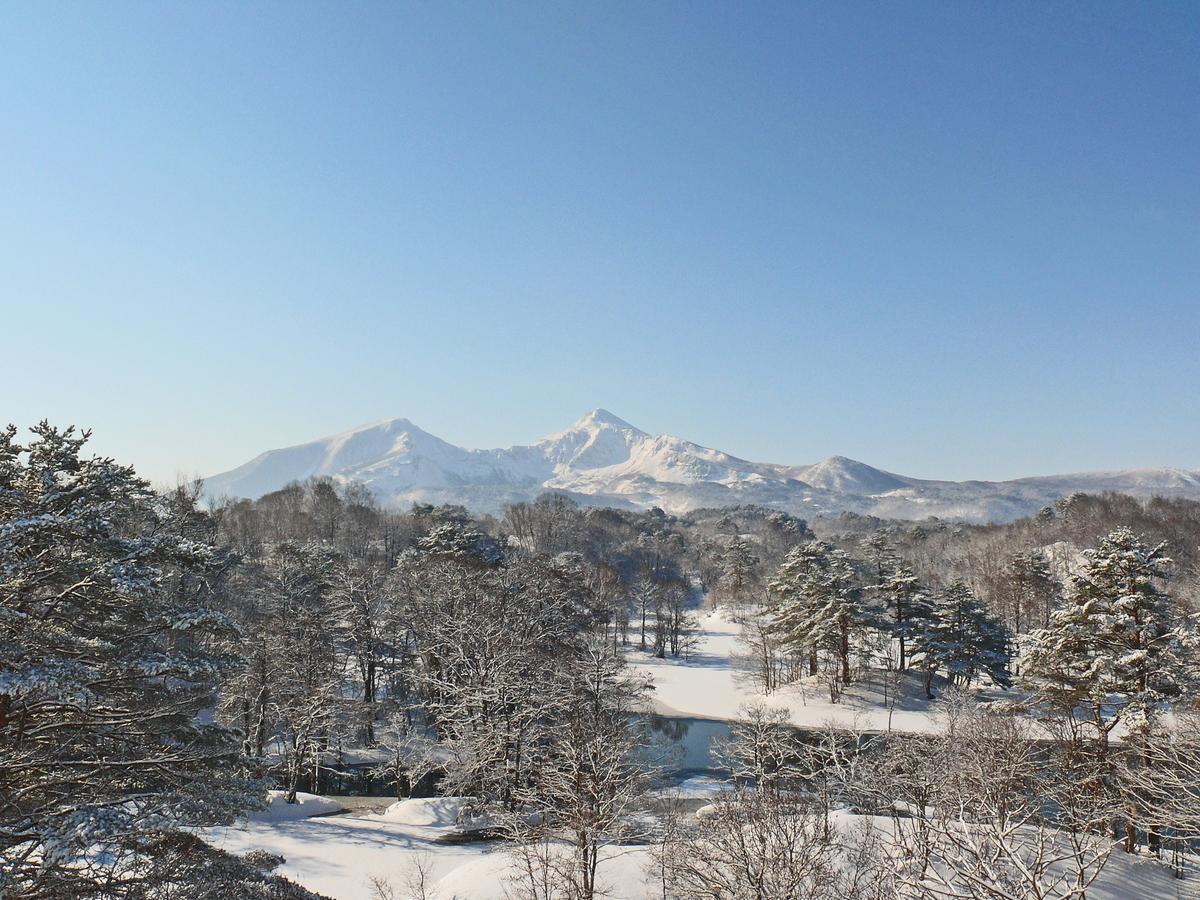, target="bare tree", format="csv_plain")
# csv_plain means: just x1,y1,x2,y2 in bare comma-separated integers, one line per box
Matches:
653,787,888,899
883,693,1115,900
508,644,651,900
713,703,801,790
